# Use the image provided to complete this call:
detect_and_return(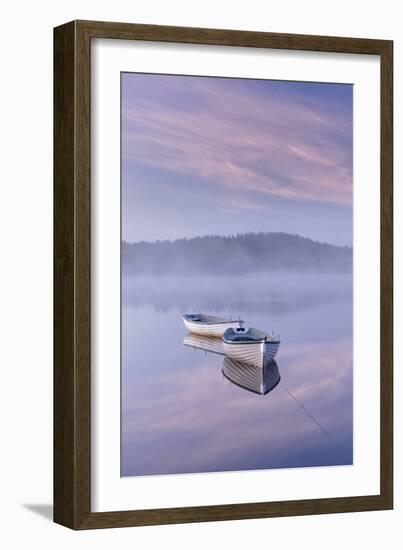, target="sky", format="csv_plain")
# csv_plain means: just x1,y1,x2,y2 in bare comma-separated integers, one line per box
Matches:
122,73,353,246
